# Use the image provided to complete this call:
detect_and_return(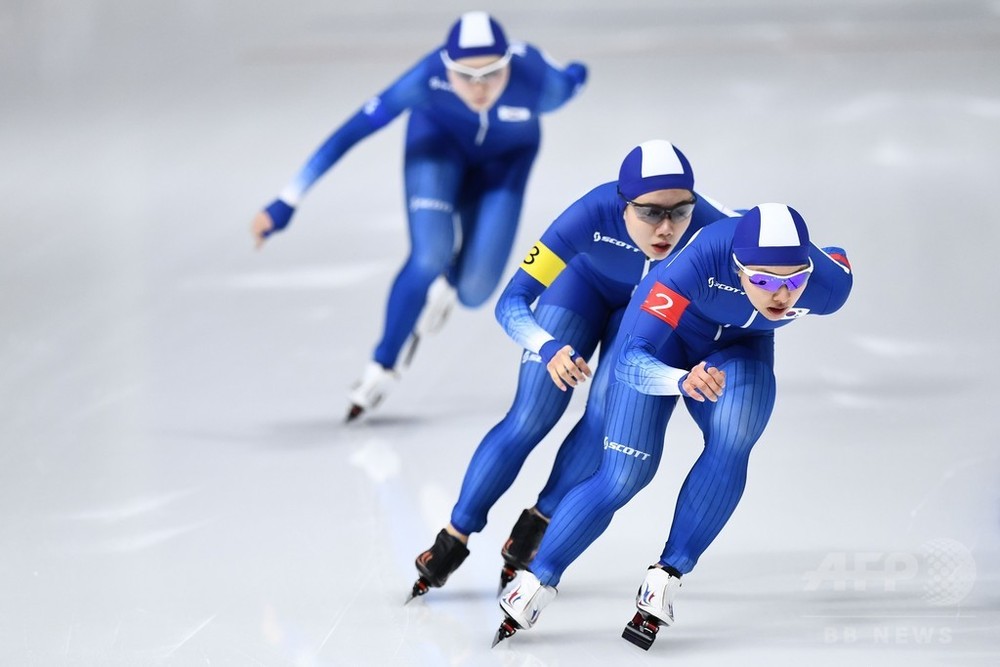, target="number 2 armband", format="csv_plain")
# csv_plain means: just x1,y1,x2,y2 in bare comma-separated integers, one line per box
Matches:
639,281,690,329
519,241,566,288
